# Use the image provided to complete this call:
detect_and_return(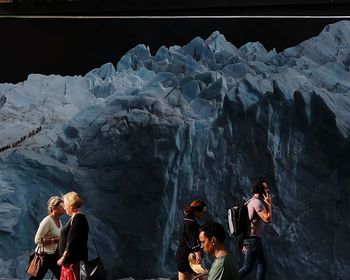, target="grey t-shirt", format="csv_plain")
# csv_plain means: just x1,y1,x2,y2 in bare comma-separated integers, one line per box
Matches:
247,197,266,237
208,254,240,280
